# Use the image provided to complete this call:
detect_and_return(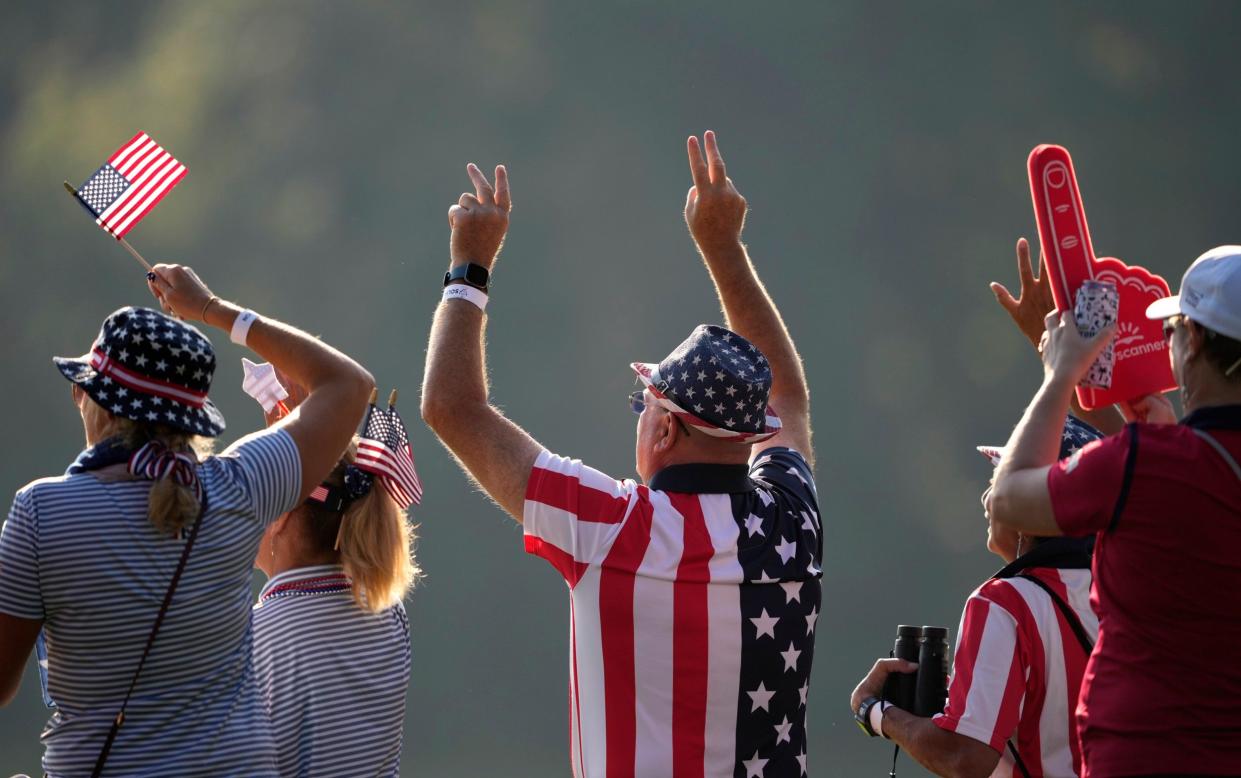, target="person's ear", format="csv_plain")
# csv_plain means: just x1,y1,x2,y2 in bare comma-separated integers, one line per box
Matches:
271,511,293,538
653,413,677,453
